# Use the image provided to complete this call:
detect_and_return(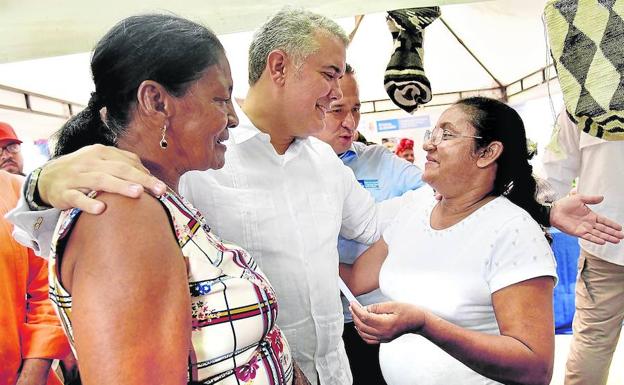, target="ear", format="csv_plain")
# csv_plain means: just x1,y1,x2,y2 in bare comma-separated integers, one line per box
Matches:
476,141,503,168
266,50,288,86
136,80,175,122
